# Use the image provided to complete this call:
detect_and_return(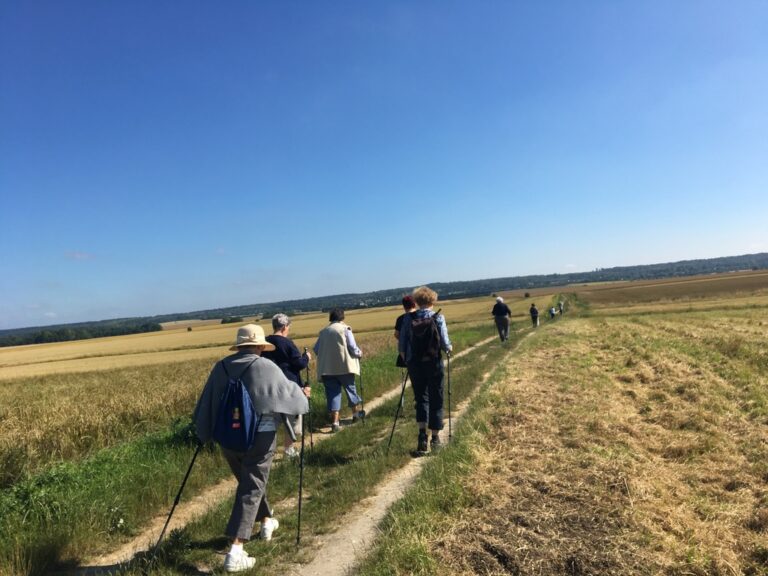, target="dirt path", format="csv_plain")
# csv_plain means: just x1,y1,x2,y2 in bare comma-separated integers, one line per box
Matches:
285,371,492,576
75,335,498,571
